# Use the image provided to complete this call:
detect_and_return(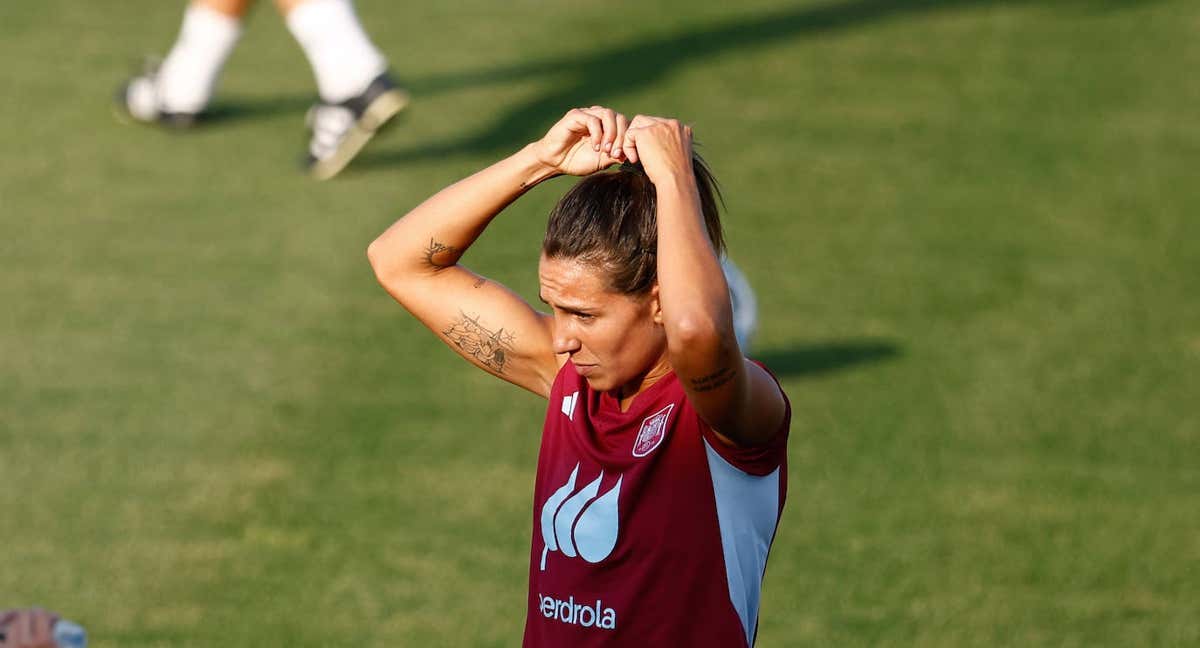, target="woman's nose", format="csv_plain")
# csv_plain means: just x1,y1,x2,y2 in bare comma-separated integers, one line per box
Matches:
552,319,581,355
